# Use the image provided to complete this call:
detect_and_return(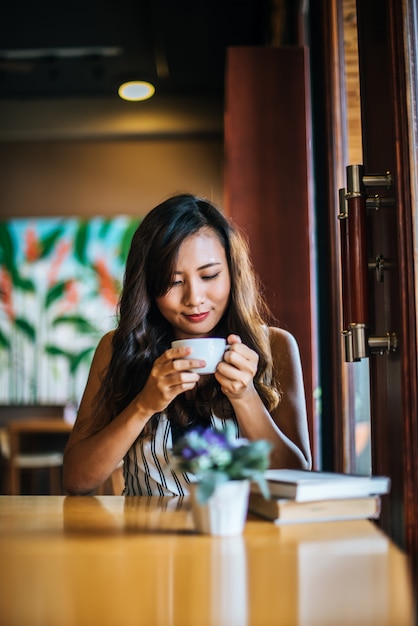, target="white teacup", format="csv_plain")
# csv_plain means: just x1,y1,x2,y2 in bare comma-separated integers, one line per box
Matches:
171,337,227,374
